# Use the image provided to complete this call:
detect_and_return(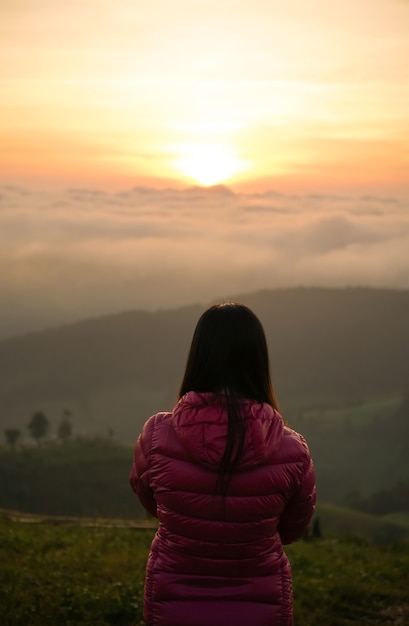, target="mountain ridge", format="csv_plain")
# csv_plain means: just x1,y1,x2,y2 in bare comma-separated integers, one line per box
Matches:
0,286,408,444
